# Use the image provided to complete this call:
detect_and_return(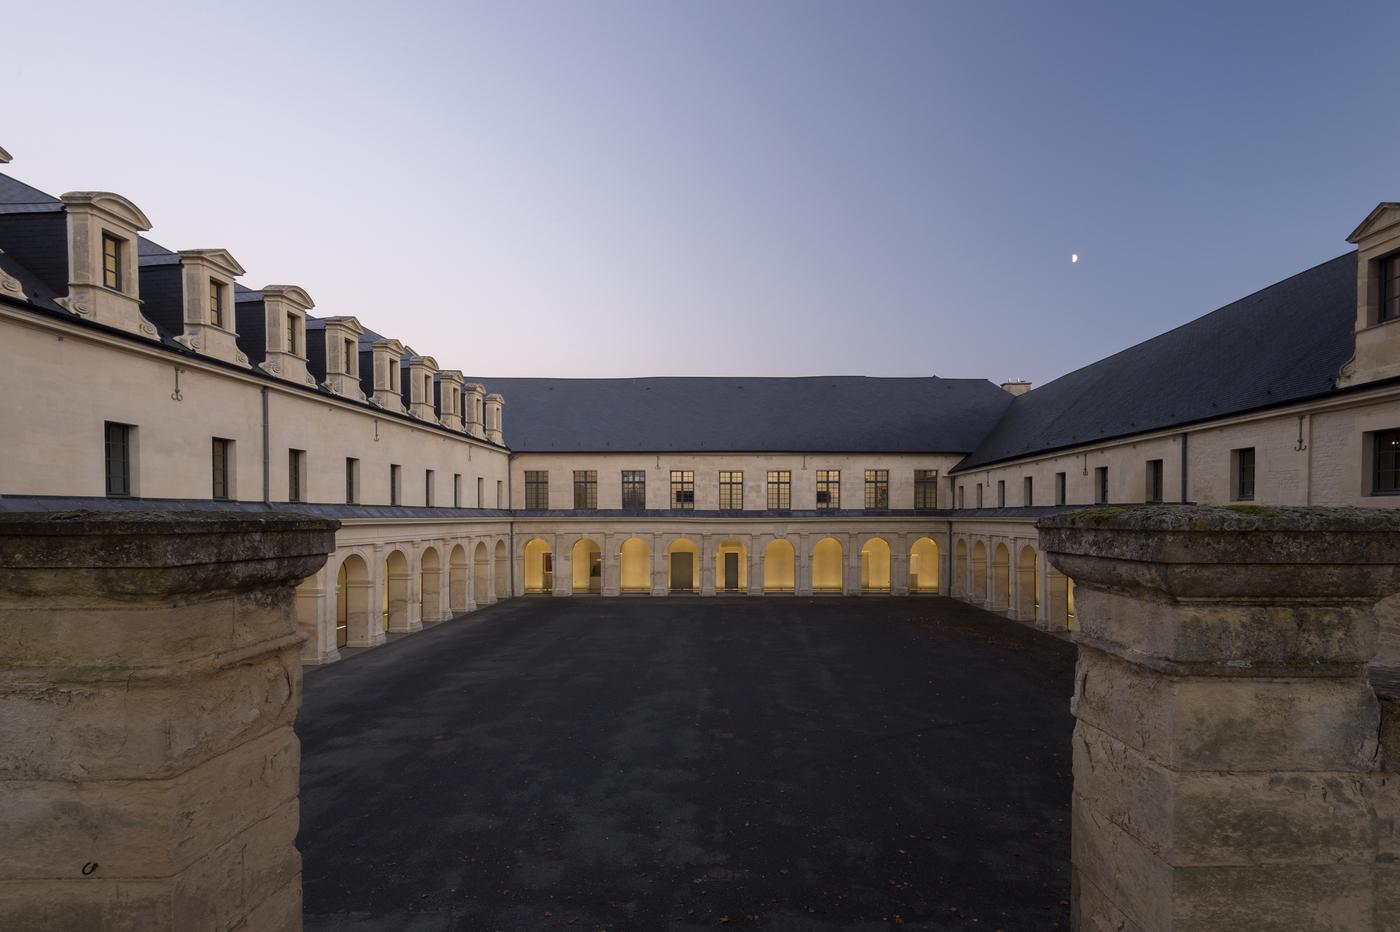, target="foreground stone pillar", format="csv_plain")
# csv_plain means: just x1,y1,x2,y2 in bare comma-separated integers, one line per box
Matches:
0,510,337,932
1040,505,1400,932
